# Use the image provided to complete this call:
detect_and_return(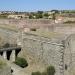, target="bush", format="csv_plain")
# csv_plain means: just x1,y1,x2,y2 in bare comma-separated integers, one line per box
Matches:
32,71,41,75
29,15,34,19
30,28,36,31
14,57,28,68
47,66,55,75
31,66,55,75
